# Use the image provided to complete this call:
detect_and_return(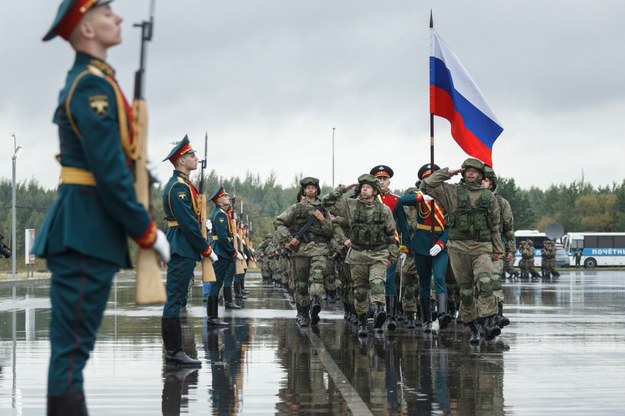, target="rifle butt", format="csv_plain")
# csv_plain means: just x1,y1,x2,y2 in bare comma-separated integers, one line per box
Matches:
202,257,217,282
247,259,258,269
235,259,245,274
135,248,167,305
